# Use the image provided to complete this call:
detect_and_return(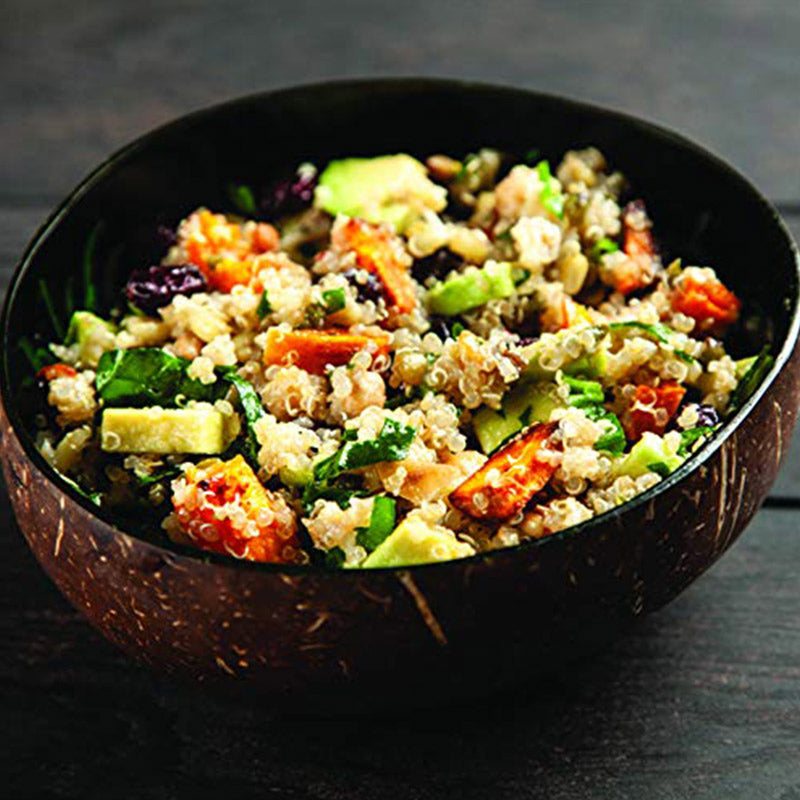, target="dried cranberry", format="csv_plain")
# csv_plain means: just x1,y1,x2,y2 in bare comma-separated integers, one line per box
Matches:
125,263,206,315
341,268,384,304
259,166,317,220
411,248,464,284
695,404,720,427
